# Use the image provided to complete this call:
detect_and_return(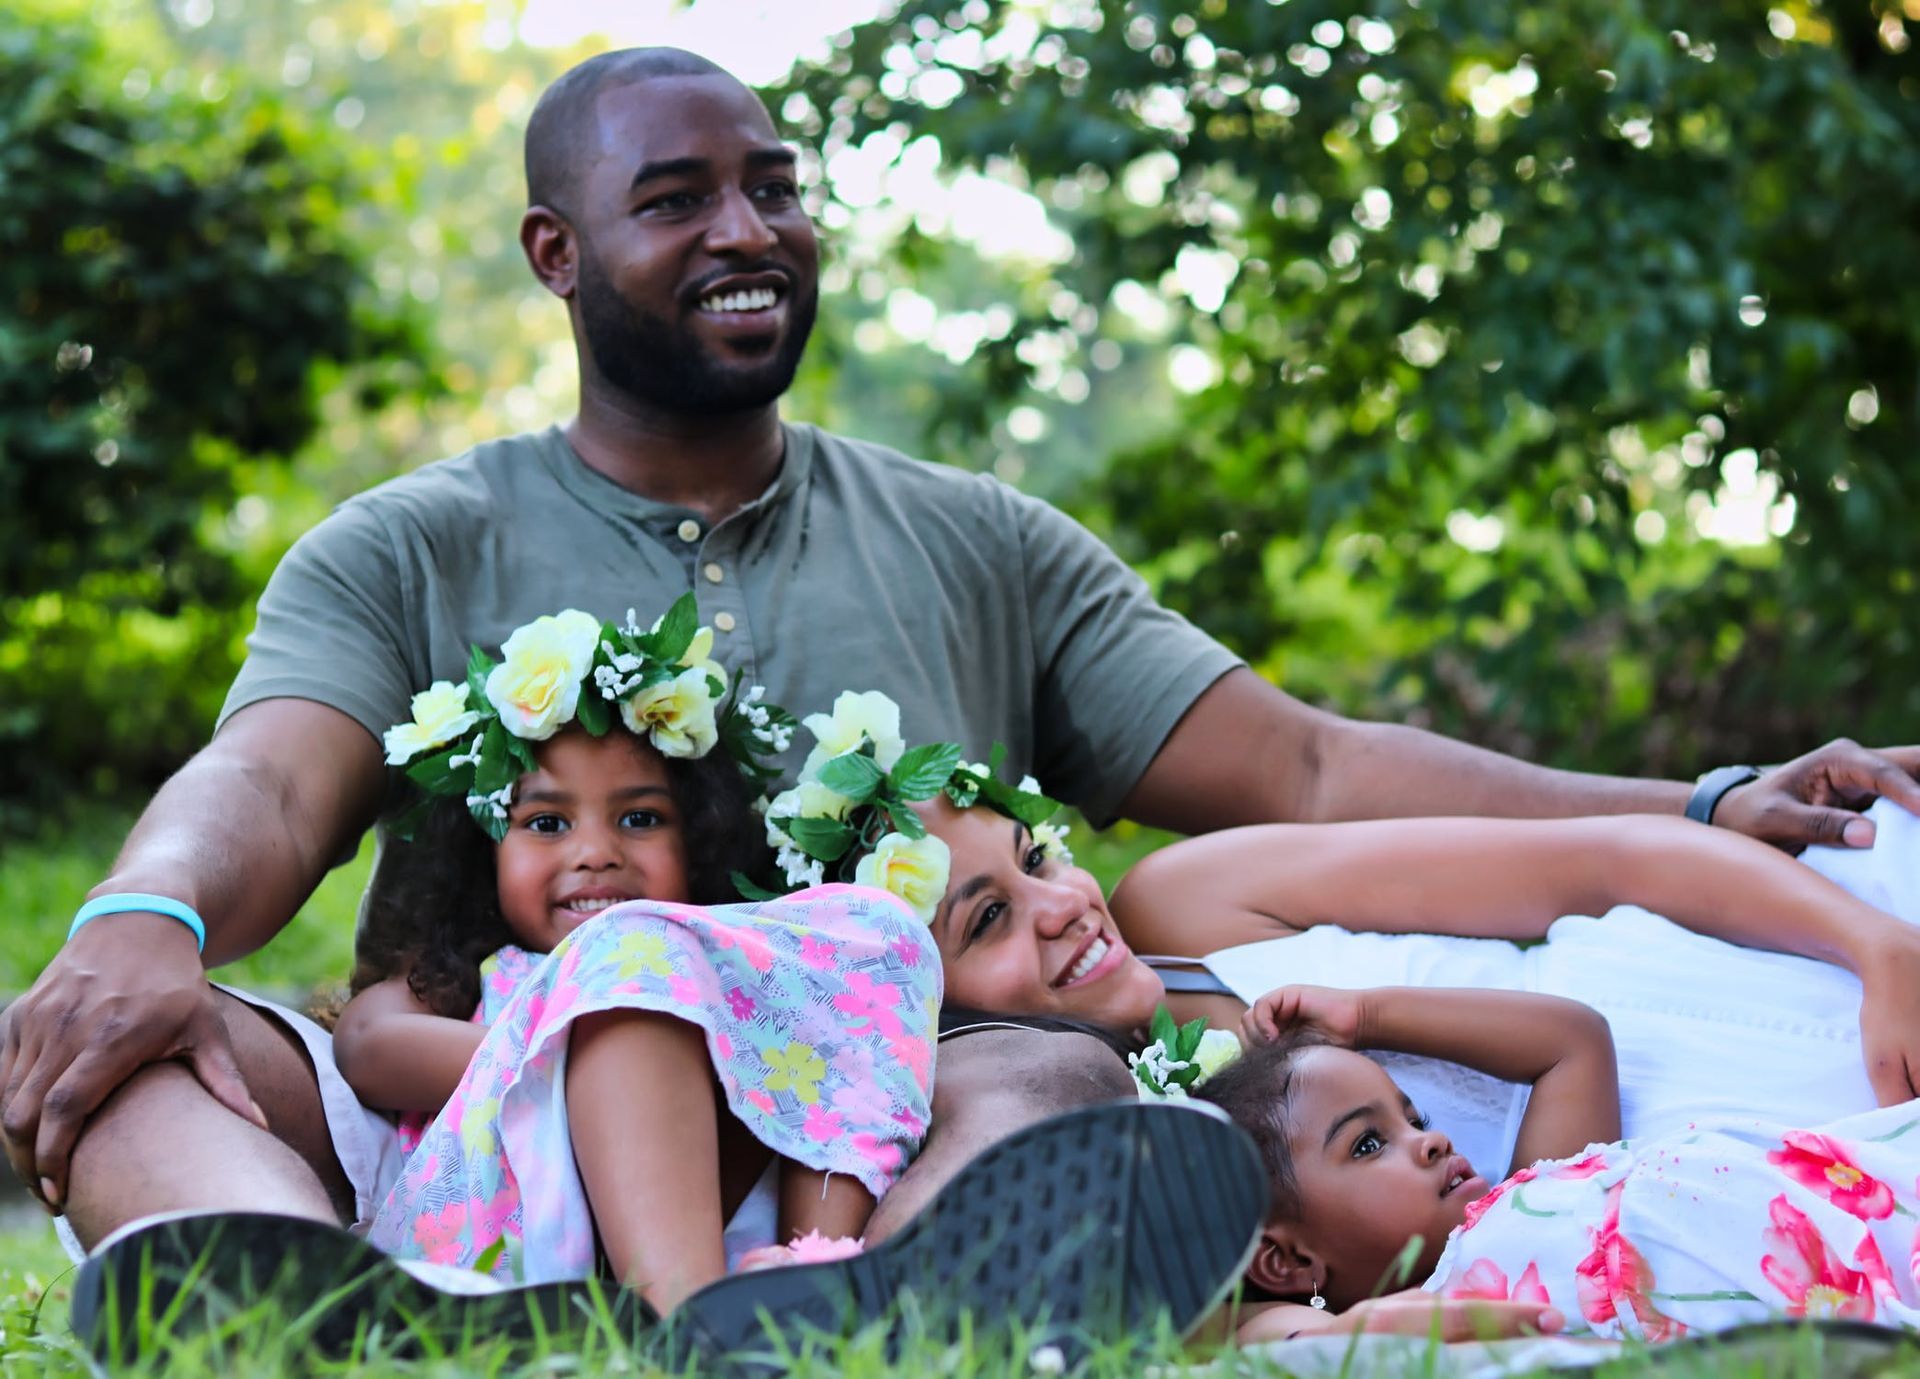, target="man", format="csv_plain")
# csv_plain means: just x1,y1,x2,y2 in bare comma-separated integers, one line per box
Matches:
5,45,1916,1352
